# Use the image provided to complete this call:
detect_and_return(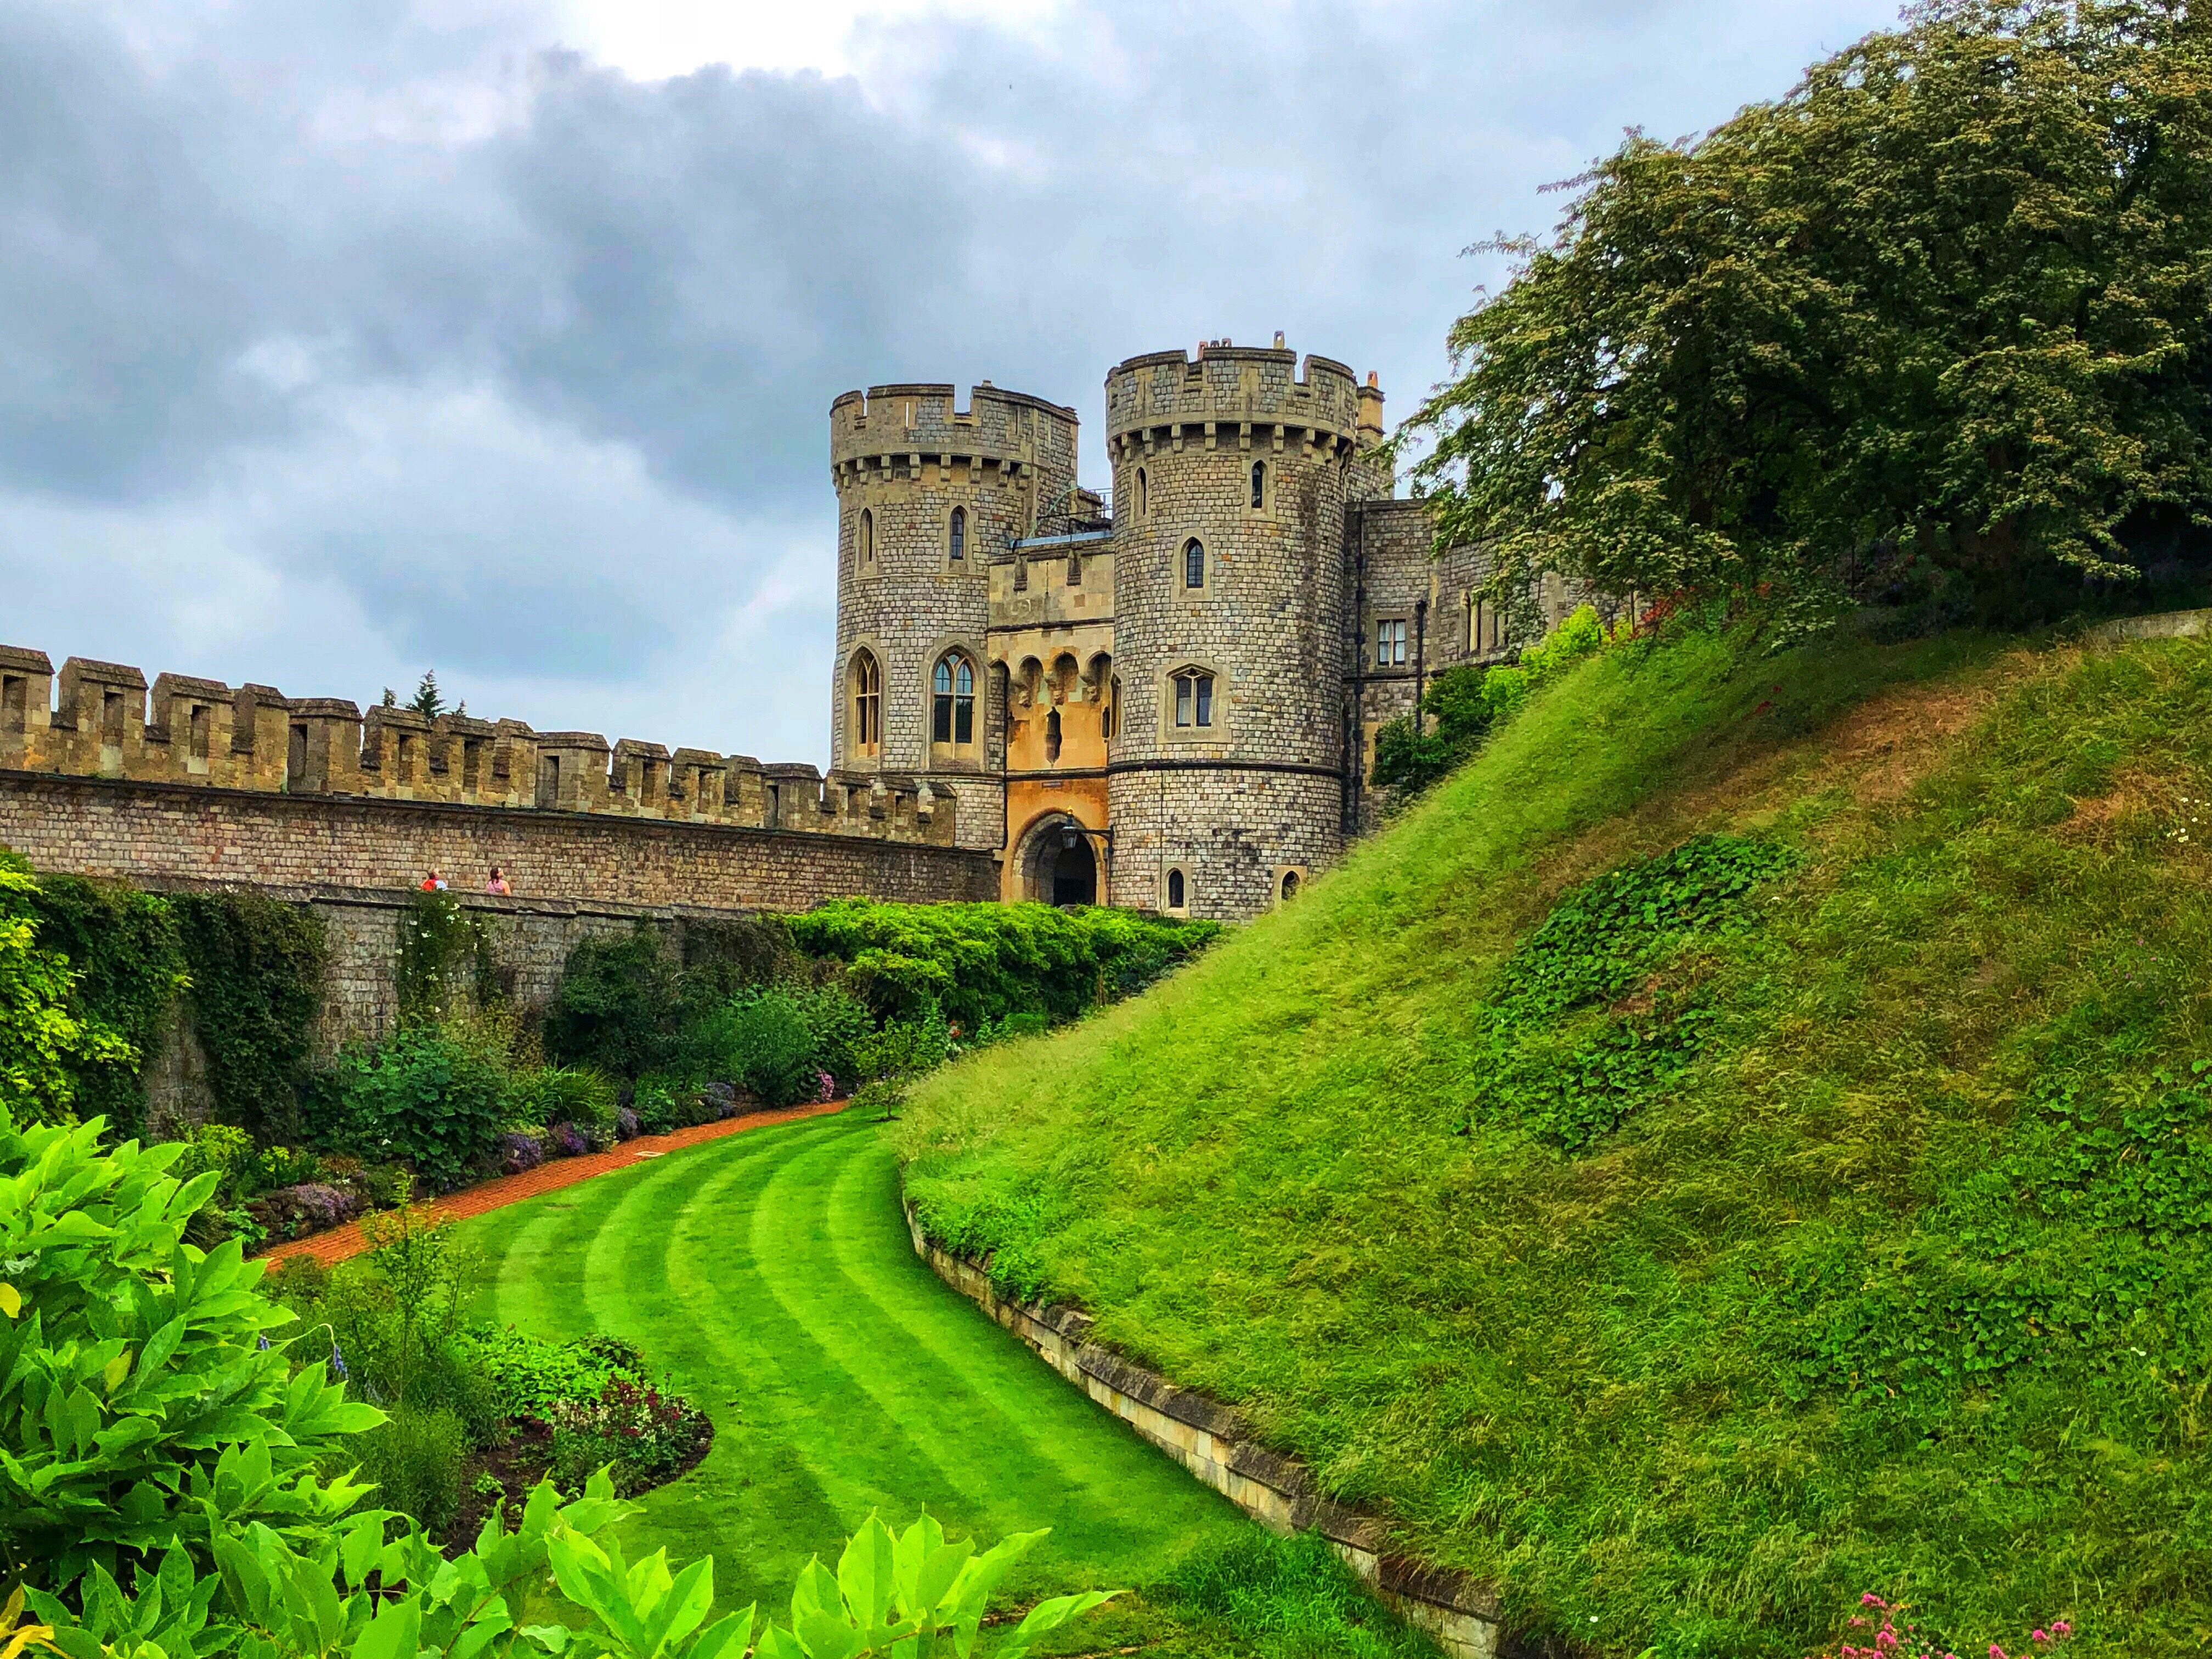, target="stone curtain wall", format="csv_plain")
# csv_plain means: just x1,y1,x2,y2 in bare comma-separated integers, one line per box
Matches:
0,644,957,847
309,888,751,1053
0,772,995,926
